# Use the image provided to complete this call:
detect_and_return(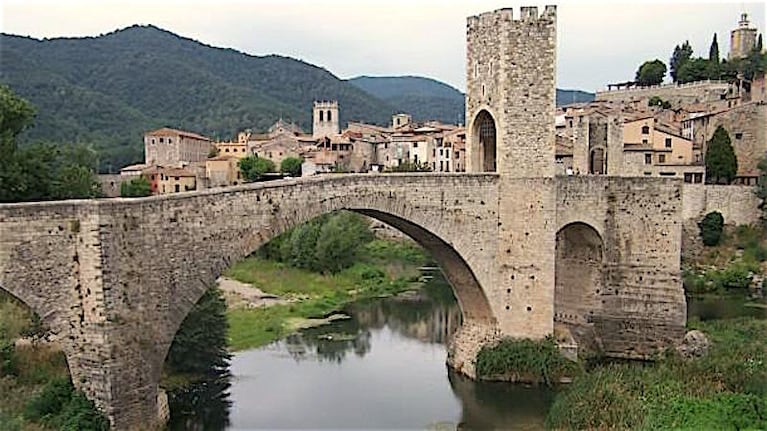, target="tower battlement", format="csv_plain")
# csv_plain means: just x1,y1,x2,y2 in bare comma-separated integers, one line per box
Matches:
467,5,556,29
